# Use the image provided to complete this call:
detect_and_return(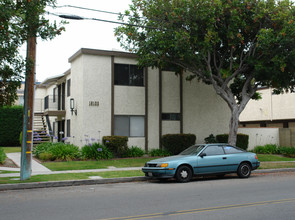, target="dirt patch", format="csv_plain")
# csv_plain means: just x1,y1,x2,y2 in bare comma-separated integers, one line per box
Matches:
0,158,19,168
